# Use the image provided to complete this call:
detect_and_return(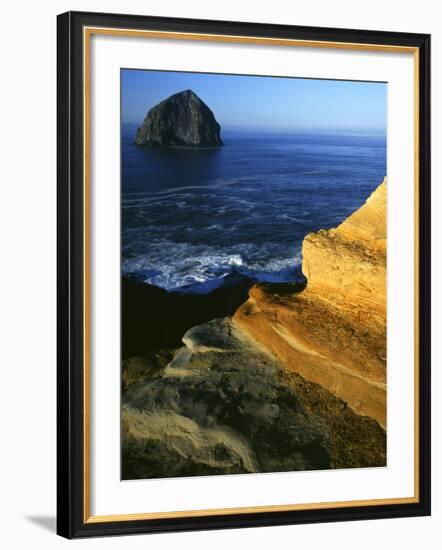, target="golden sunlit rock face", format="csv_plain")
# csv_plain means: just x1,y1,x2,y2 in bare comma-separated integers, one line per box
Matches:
234,178,387,428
